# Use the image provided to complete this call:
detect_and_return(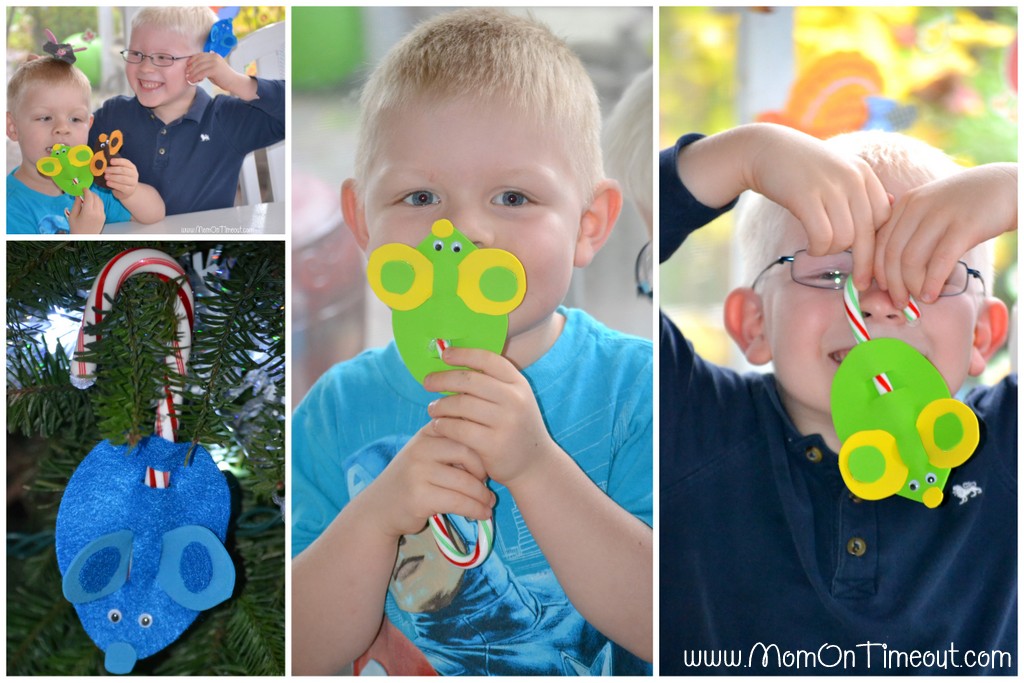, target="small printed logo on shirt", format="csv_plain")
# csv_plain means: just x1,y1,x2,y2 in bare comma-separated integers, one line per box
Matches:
200,134,211,142
951,481,982,505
